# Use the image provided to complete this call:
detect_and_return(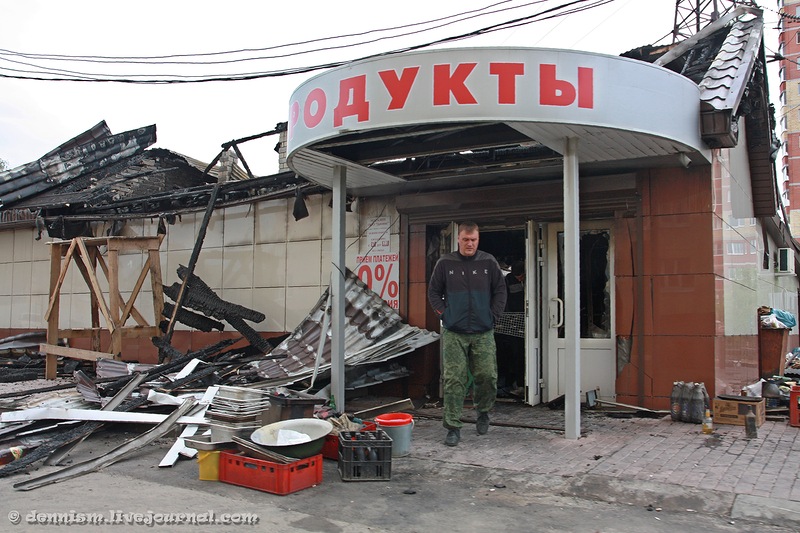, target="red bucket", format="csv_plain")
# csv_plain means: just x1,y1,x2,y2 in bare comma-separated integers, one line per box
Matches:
374,412,413,427
374,413,414,457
